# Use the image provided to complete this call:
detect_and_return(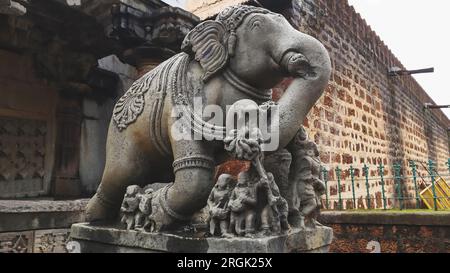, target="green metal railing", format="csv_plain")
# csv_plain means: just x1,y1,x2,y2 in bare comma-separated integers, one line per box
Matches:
320,158,450,211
